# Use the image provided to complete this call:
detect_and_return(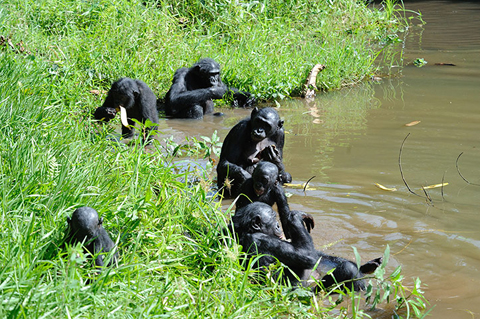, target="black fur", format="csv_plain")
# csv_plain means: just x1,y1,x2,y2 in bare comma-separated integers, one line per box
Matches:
236,161,313,239
232,202,382,291
65,207,118,268
217,107,292,197
94,77,158,141
164,58,255,119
